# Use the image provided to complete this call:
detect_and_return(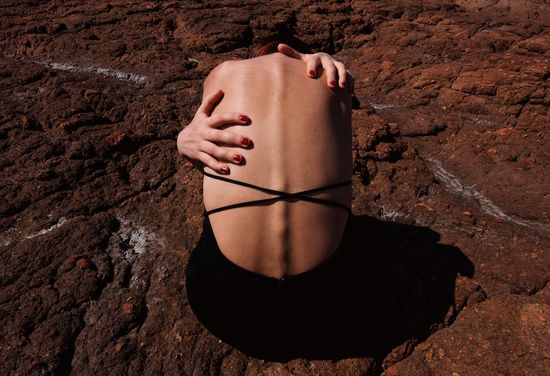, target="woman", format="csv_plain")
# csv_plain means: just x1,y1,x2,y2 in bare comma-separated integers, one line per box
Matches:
177,43,354,360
